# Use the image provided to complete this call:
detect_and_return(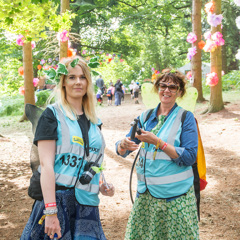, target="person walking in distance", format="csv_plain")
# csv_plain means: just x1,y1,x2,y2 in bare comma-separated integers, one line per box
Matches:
114,79,123,106
96,75,105,94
